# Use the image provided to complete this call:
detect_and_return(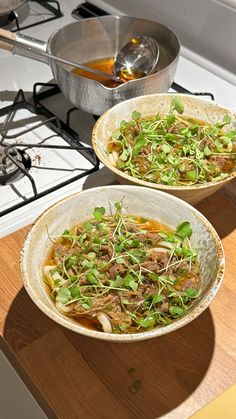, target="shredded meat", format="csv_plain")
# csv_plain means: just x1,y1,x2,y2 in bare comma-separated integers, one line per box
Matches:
232,139,236,152
176,276,199,291
121,290,144,310
142,146,152,155
108,308,132,327
100,254,110,261
141,252,169,272
143,284,158,296
102,245,113,258
109,263,124,278
153,251,169,266
141,261,158,272
208,155,233,173
168,126,179,134
199,136,212,150
54,244,70,263
182,278,198,290
79,278,88,285
138,232,160,244
160,301,169,313
74,294,117,316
